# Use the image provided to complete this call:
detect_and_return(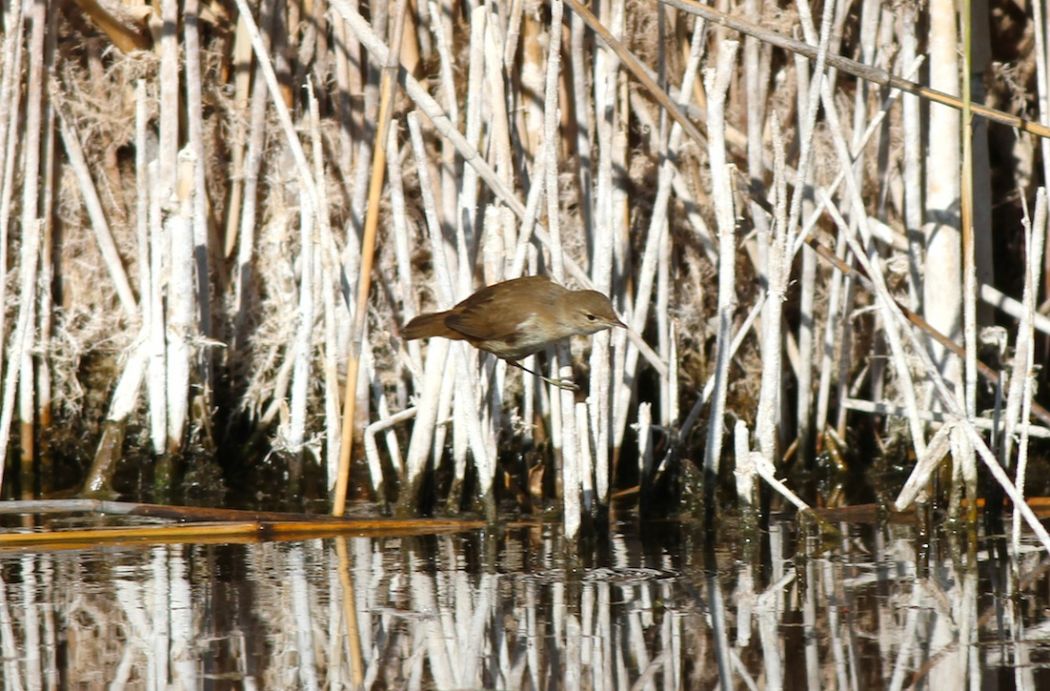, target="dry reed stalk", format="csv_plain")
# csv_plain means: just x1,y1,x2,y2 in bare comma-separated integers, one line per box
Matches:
286,187,316,465
222,13,254,258
590,0,622,476
745,0,771,361
957,0,980,521
898,10,924,311
399,111,455,512
14,0,49,482
1011,192,1047,548
543,0,582,535
755,116,789,466
387,127,422,374
183,0,212,377
231,57,268,349
36,75,56,481
637,402,653,512
0,4,25,393
701,41,739,497
165,156,195,453
924,0,963,405
146,159,167,455
461,6,485,262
